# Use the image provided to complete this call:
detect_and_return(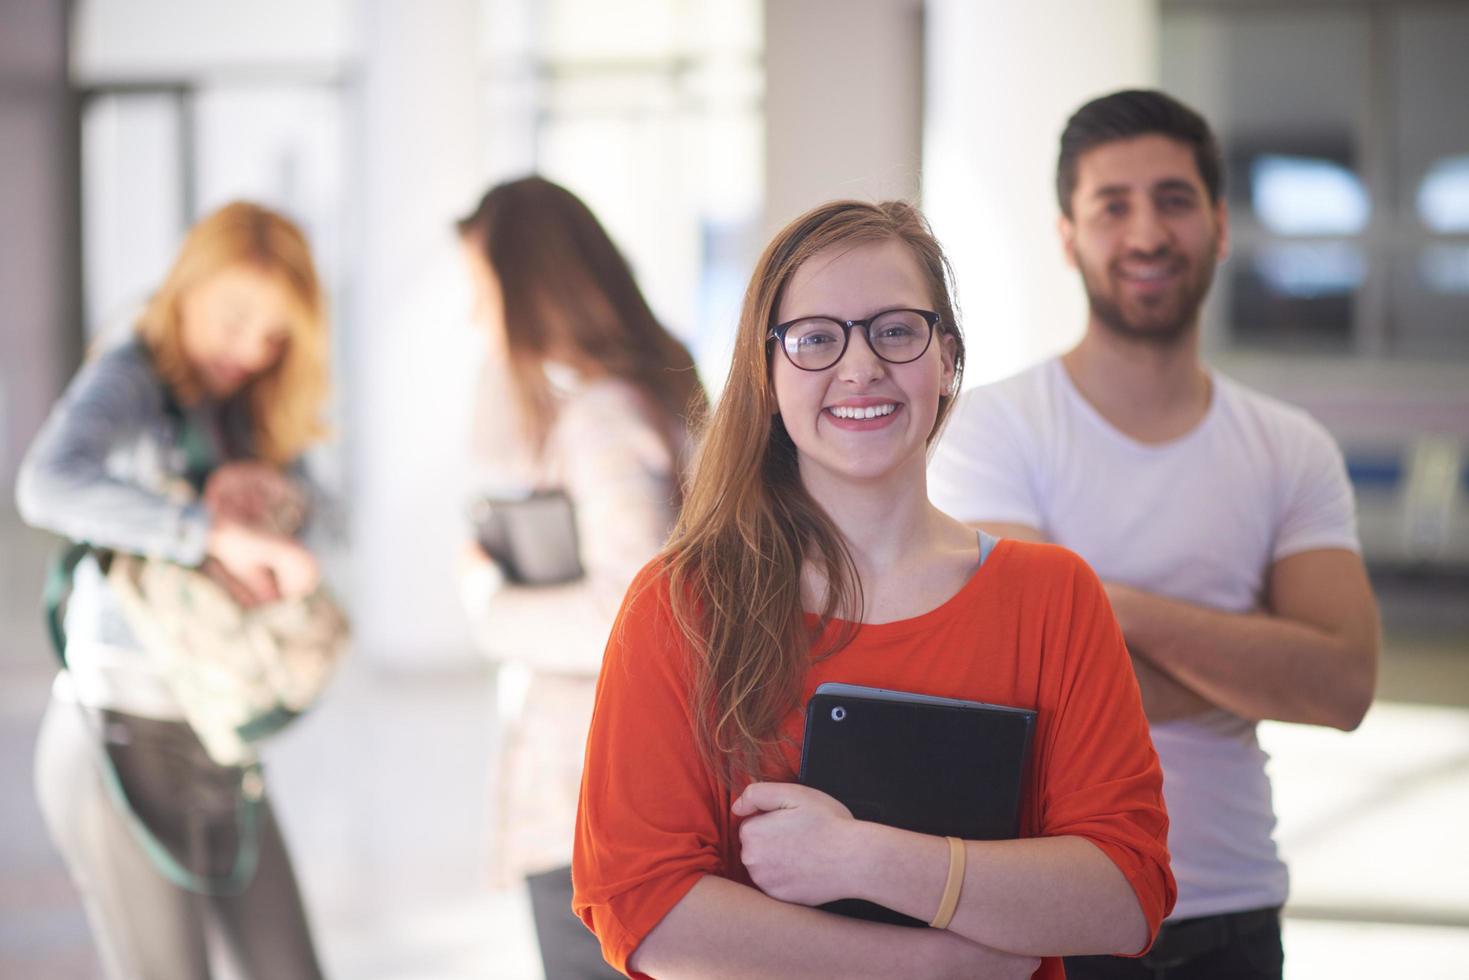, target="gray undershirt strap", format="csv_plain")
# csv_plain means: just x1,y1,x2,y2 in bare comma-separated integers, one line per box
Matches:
977,529,999,568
